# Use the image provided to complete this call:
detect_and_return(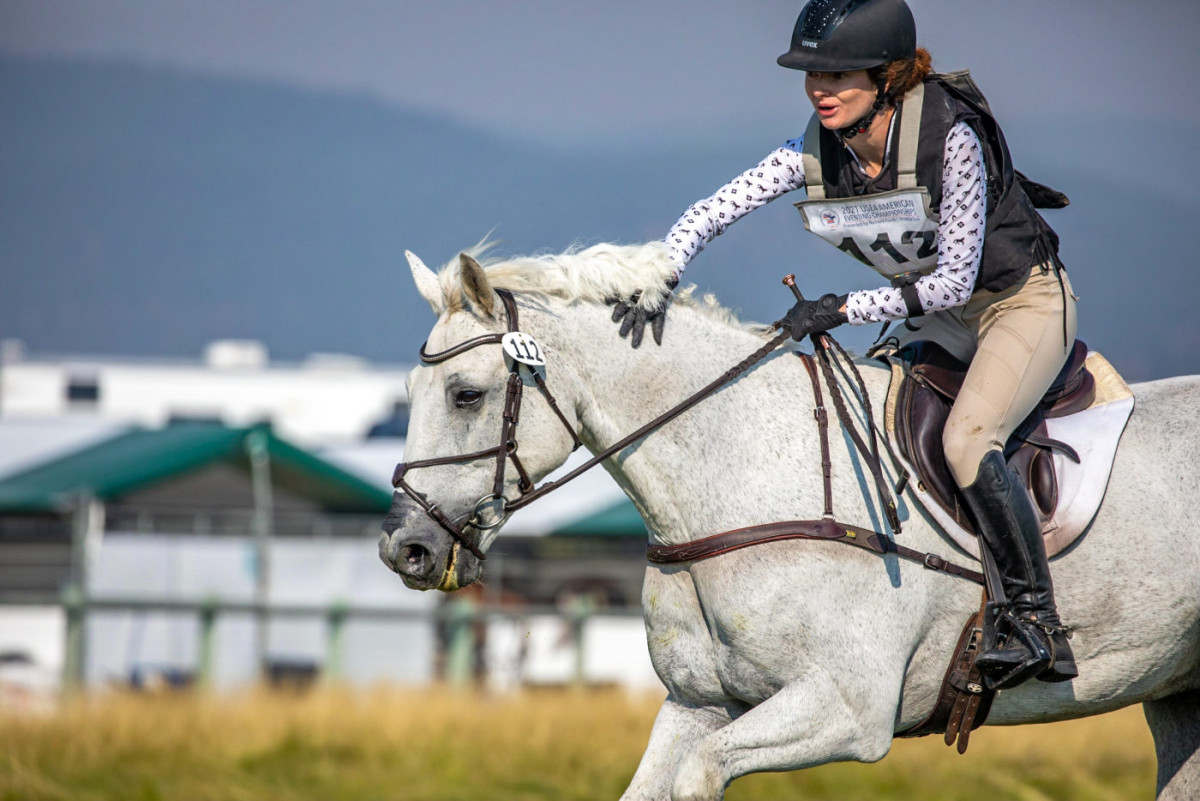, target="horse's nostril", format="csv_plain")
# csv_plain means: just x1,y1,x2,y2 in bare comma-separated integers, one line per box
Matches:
391,541,435,578
401,543,428,568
